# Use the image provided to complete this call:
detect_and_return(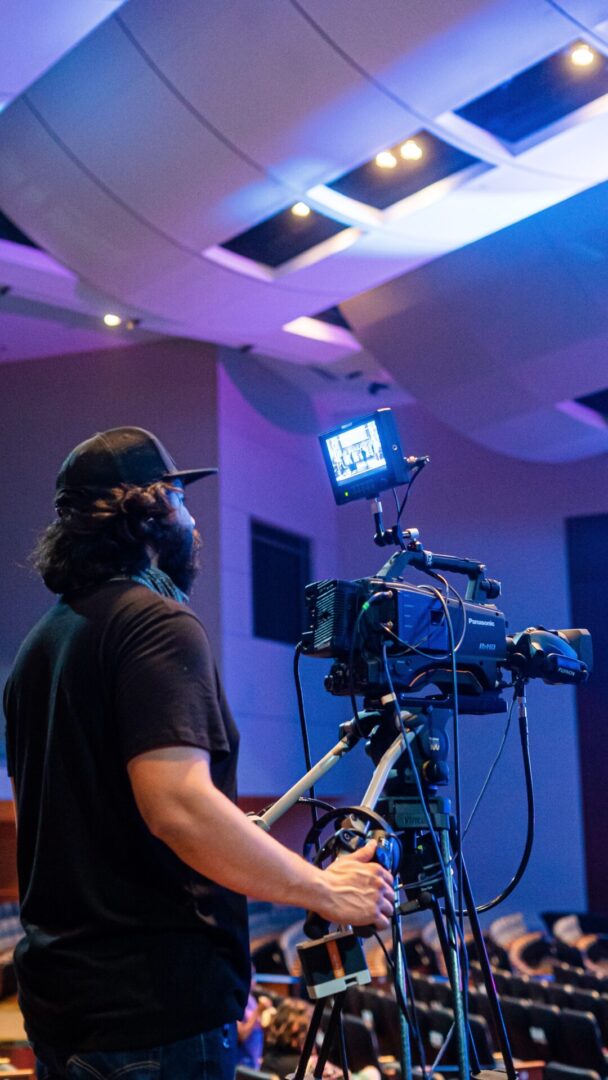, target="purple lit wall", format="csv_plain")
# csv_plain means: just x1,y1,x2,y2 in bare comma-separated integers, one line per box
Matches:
217,356,368,798
0,338,222,793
